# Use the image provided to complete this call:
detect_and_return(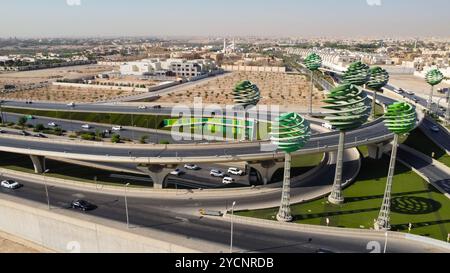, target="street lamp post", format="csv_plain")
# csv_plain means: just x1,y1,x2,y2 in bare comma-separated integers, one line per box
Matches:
230,201,236,253
43,169,50,210
124,183,130,228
